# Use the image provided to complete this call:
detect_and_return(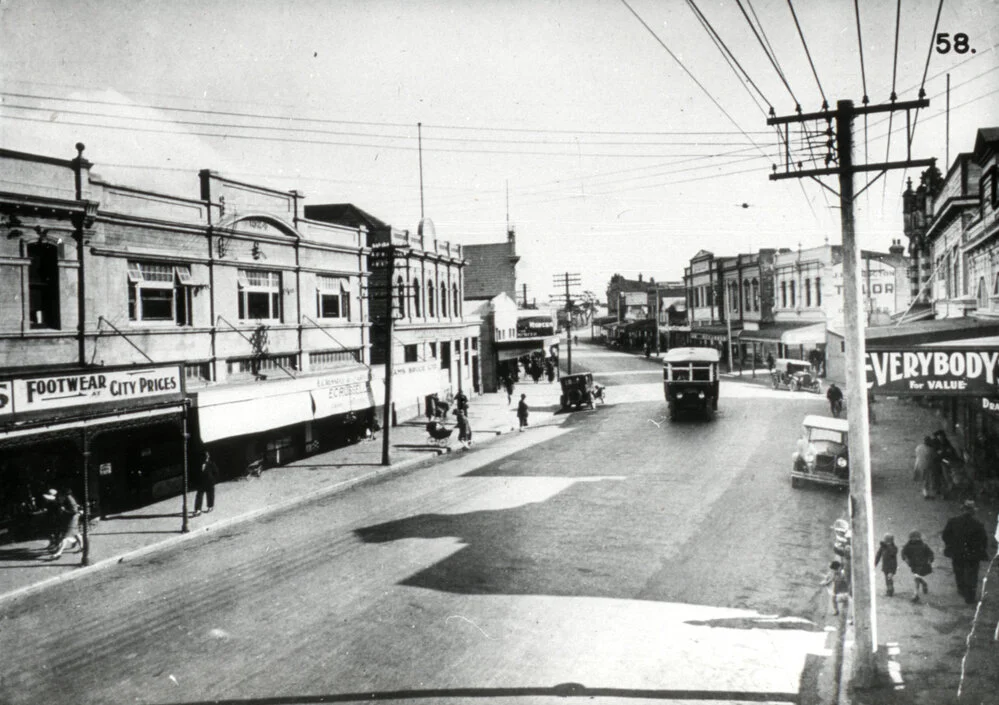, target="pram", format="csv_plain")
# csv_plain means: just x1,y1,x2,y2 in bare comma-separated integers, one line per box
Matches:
426,419,454,447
